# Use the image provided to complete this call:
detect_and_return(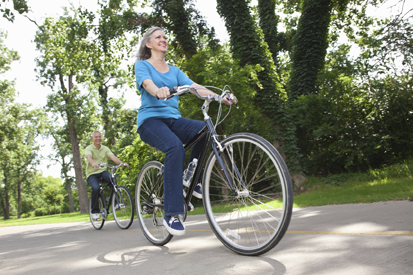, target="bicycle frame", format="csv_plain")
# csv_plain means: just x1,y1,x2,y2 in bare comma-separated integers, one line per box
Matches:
144,110,247,212
94,171,120,215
